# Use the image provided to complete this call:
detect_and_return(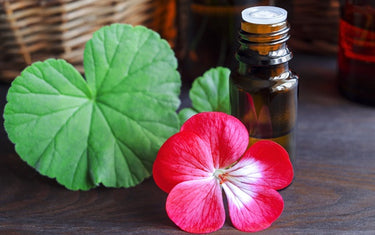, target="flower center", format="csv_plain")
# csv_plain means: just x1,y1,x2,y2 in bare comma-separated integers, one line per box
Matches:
213,169,228,184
